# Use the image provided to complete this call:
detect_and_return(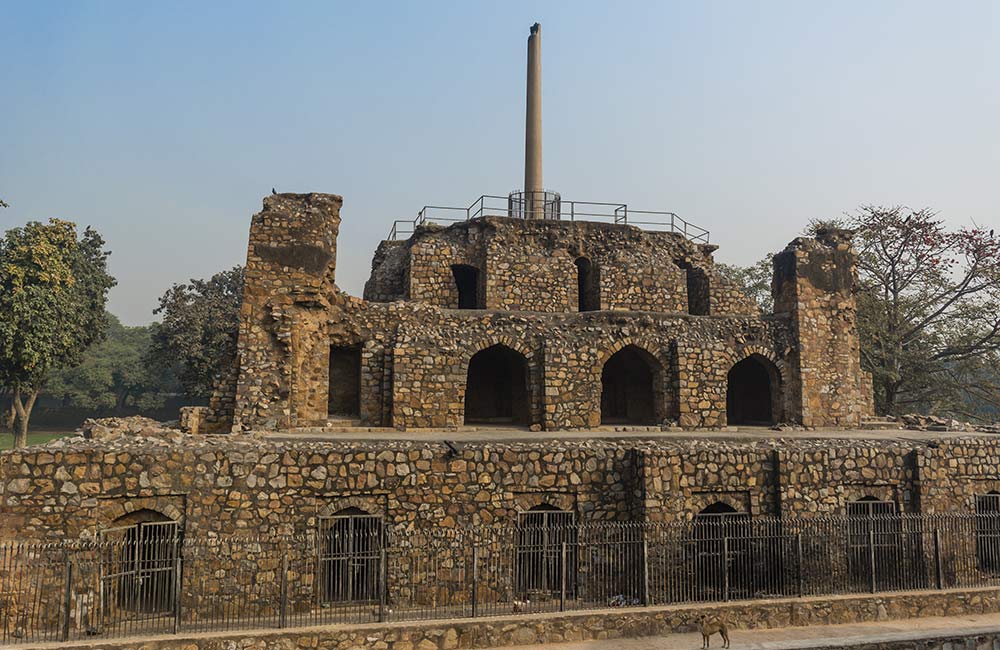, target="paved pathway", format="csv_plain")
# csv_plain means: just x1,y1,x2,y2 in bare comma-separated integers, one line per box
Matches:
500,612,1000,649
